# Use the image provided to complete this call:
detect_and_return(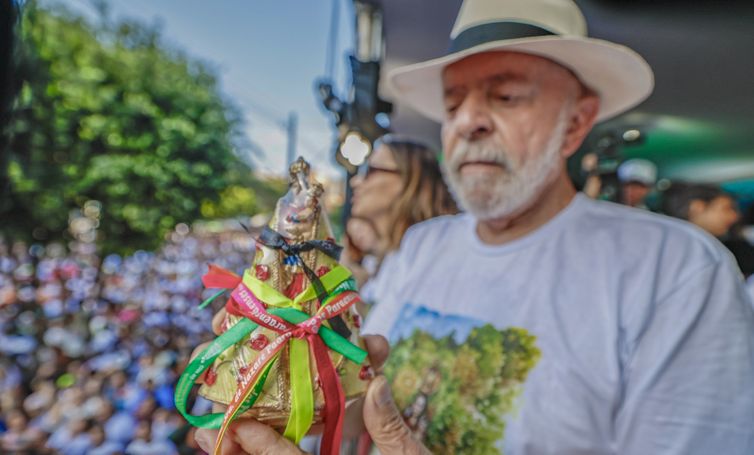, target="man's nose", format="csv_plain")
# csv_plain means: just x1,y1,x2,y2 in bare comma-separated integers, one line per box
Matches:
454,92,493,141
